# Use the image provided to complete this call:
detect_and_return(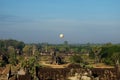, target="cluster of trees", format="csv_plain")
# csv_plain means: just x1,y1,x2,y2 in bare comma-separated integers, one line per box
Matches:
101,44,120,65
70,43,120,66
0,39,25,51
0,39,25,66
